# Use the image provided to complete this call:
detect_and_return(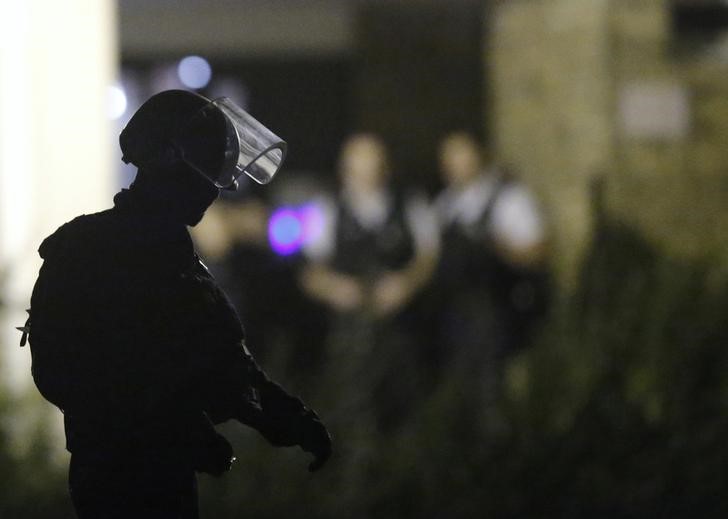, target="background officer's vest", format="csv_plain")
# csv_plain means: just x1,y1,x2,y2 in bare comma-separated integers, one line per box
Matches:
437,176,550,353
331,193,415,279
